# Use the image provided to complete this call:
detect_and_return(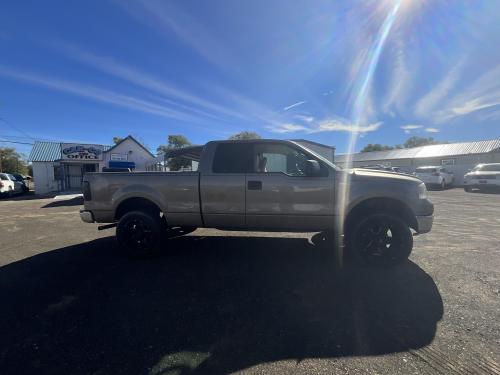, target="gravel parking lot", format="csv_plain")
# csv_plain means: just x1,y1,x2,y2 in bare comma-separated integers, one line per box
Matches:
0,189,499,374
